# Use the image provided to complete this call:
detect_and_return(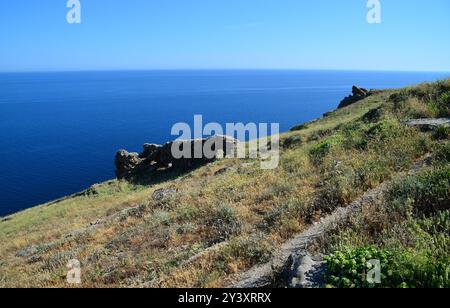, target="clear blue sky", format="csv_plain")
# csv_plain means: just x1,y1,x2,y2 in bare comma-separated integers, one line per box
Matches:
1,0,449,72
